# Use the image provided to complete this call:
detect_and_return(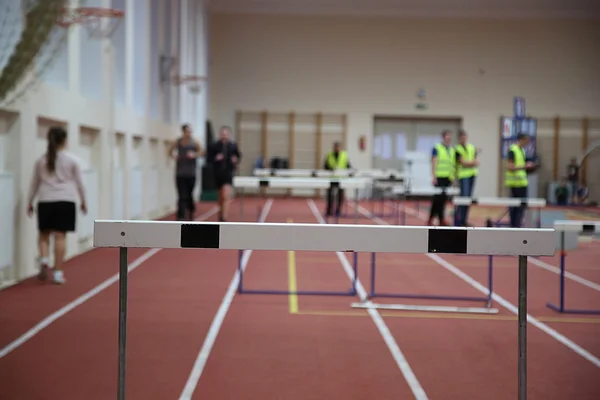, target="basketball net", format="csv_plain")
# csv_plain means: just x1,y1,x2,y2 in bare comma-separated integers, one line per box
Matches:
57,7,124,39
